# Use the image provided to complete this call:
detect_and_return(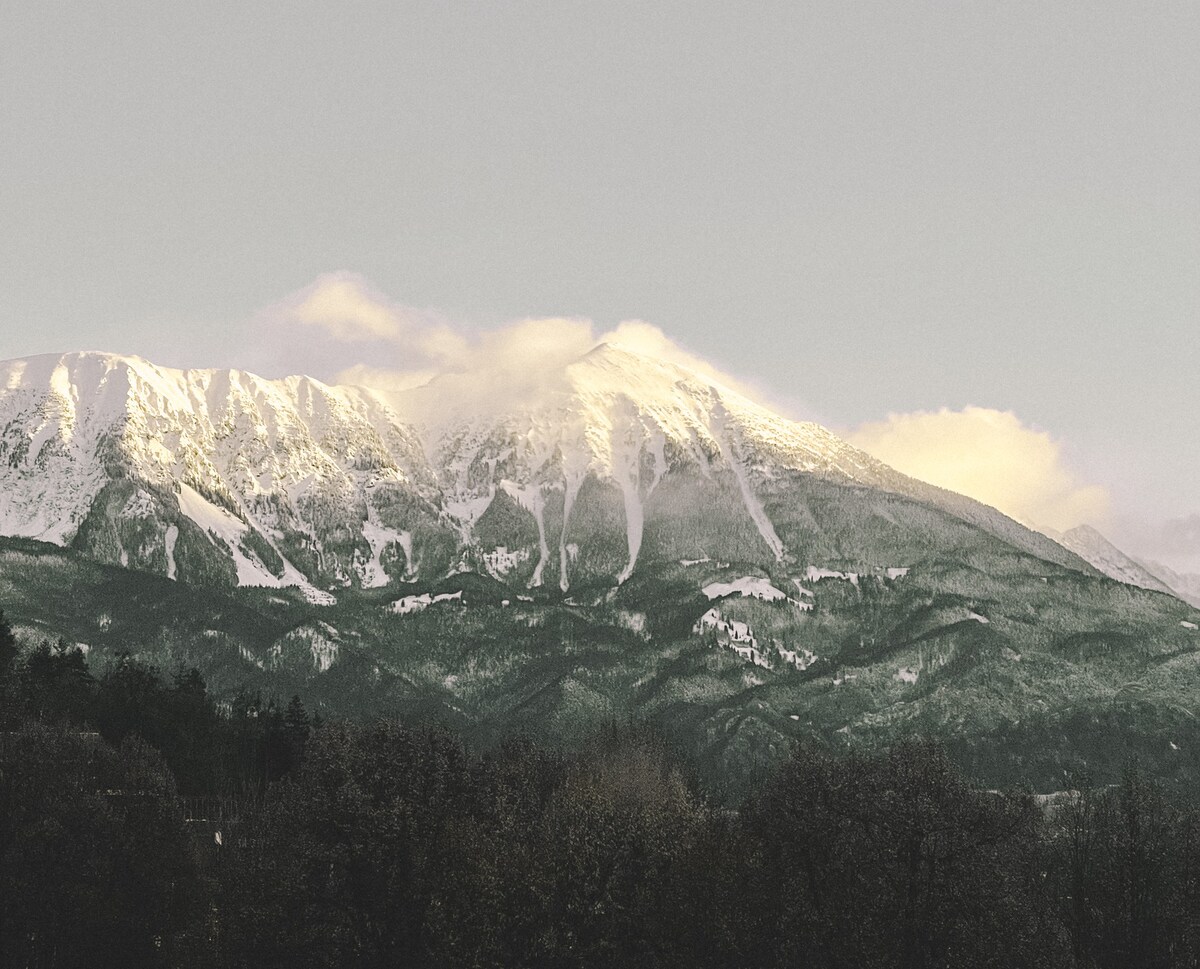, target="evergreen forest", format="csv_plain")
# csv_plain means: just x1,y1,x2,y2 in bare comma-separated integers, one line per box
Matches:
4,610,1200,969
